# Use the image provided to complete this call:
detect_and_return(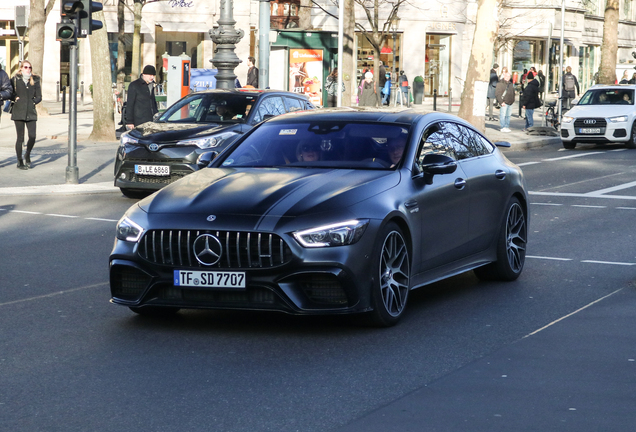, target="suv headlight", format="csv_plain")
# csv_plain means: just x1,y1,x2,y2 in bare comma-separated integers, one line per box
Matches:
562,116,574,124
609,115,628,123
120,132,139,146
293,219,369,248
116,216,145,242
177,131,237,149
